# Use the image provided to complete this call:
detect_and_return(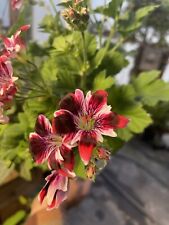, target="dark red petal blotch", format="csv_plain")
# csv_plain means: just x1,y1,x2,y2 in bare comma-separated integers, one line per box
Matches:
53,110,76,135
89,90,108,114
